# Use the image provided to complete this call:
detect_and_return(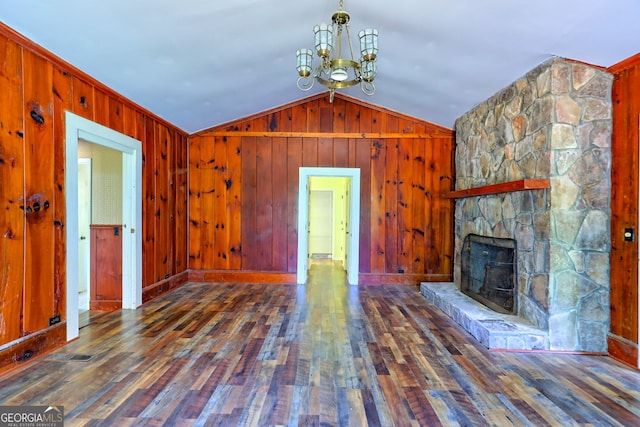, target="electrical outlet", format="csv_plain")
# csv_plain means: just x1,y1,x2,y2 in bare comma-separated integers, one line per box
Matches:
49,315,61,326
